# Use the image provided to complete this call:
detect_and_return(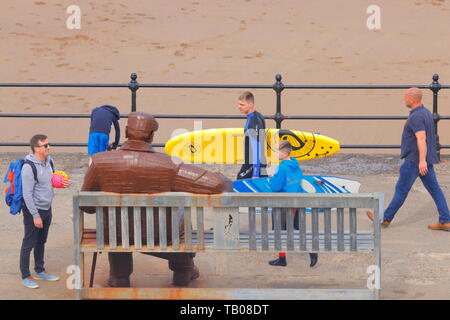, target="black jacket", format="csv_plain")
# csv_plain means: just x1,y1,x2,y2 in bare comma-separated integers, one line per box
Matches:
238,110,267,179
